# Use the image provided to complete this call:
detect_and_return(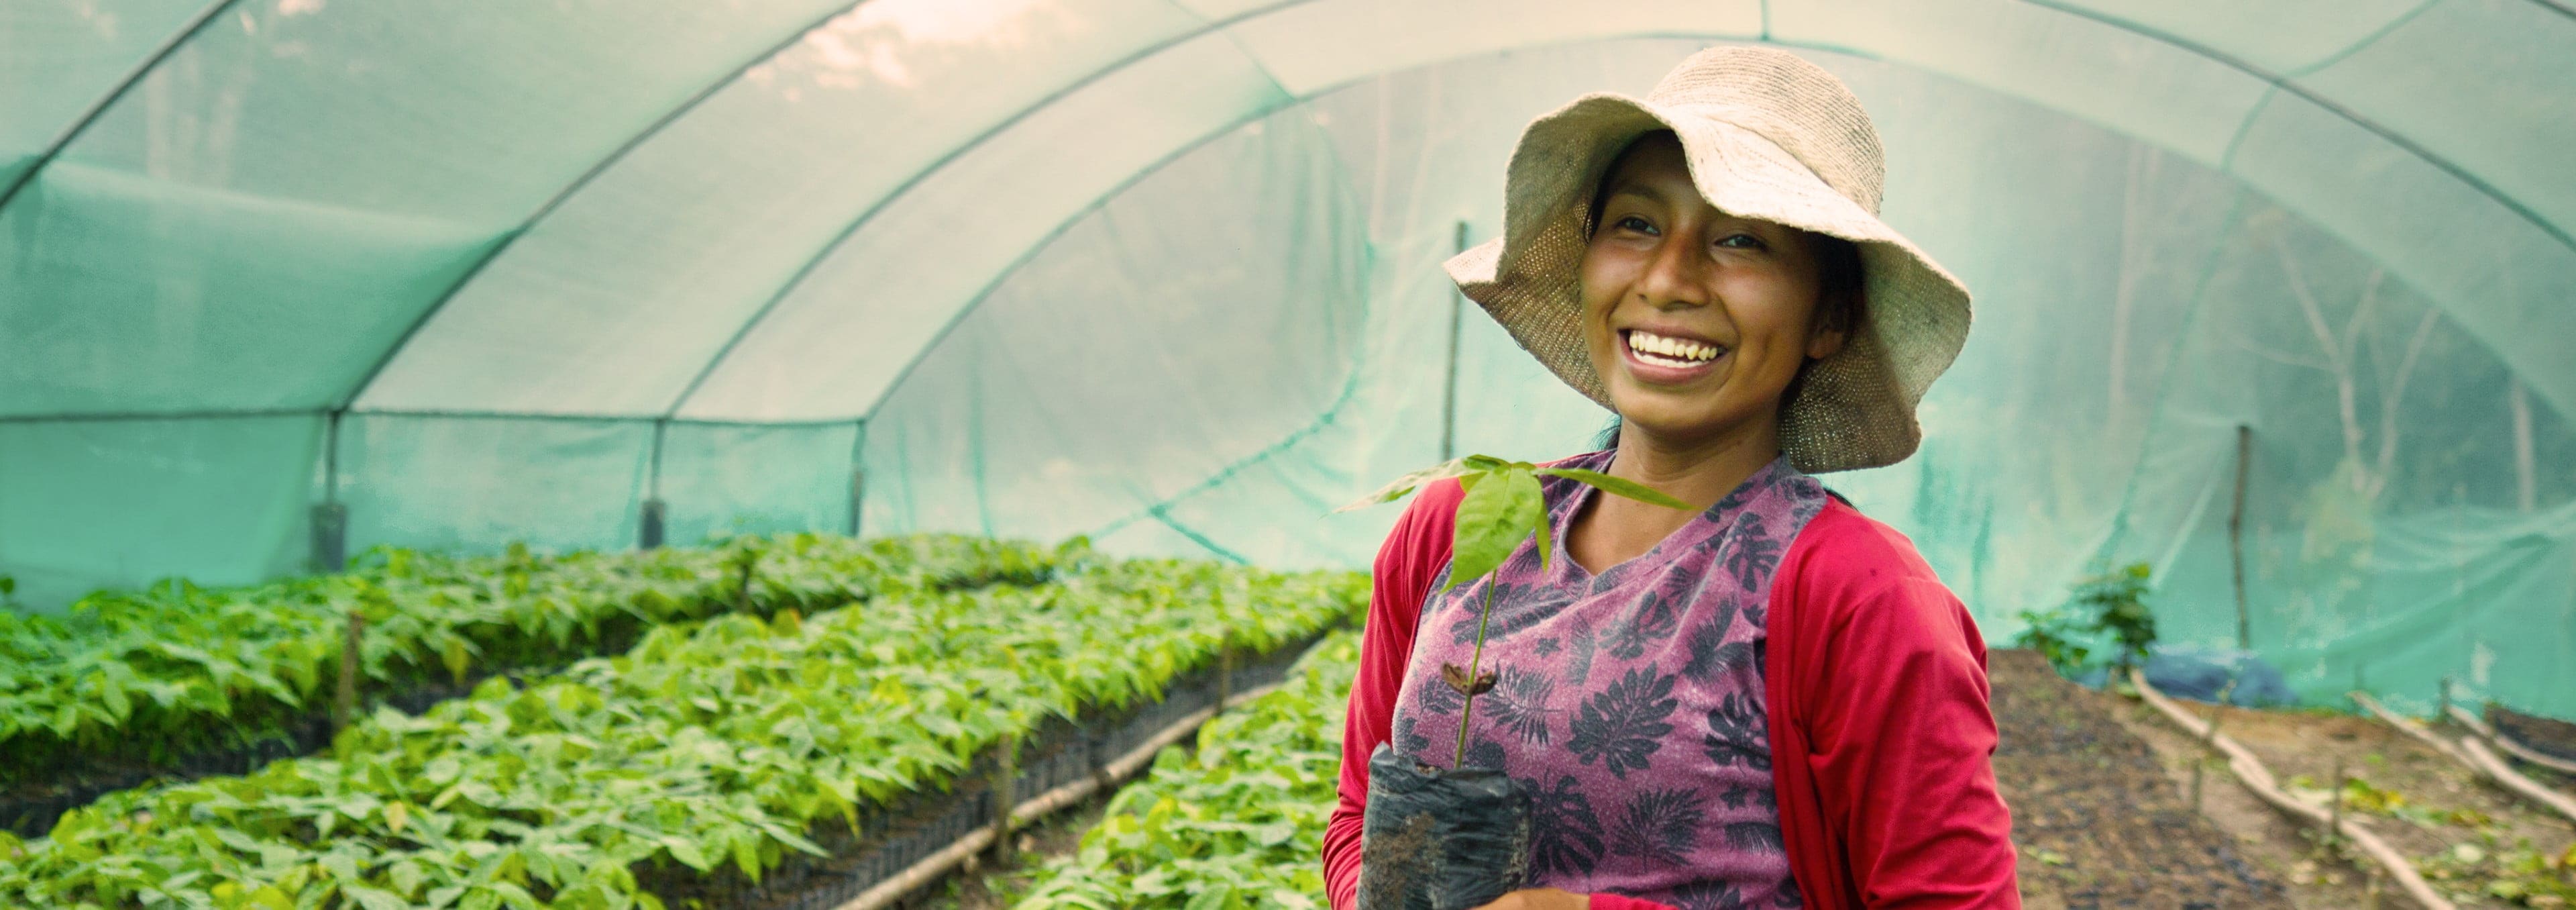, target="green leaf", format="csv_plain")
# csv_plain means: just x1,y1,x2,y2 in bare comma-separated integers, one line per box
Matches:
441,637,470,686
345,884,413,910
1183,883,1236,910
664,838,715,872
1444,466,1543,591
1329,454,1504,510
1532,467,1694,510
